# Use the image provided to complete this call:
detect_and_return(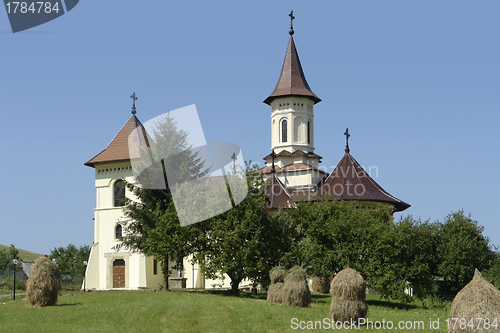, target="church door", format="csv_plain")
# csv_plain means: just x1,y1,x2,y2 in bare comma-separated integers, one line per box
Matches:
113,259,125,288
